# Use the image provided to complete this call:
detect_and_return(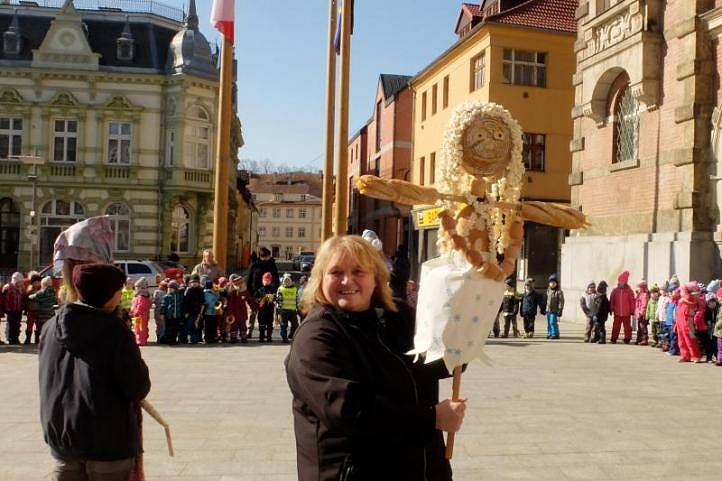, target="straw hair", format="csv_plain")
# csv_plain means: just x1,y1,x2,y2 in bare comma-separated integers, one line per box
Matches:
300,235,396,314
